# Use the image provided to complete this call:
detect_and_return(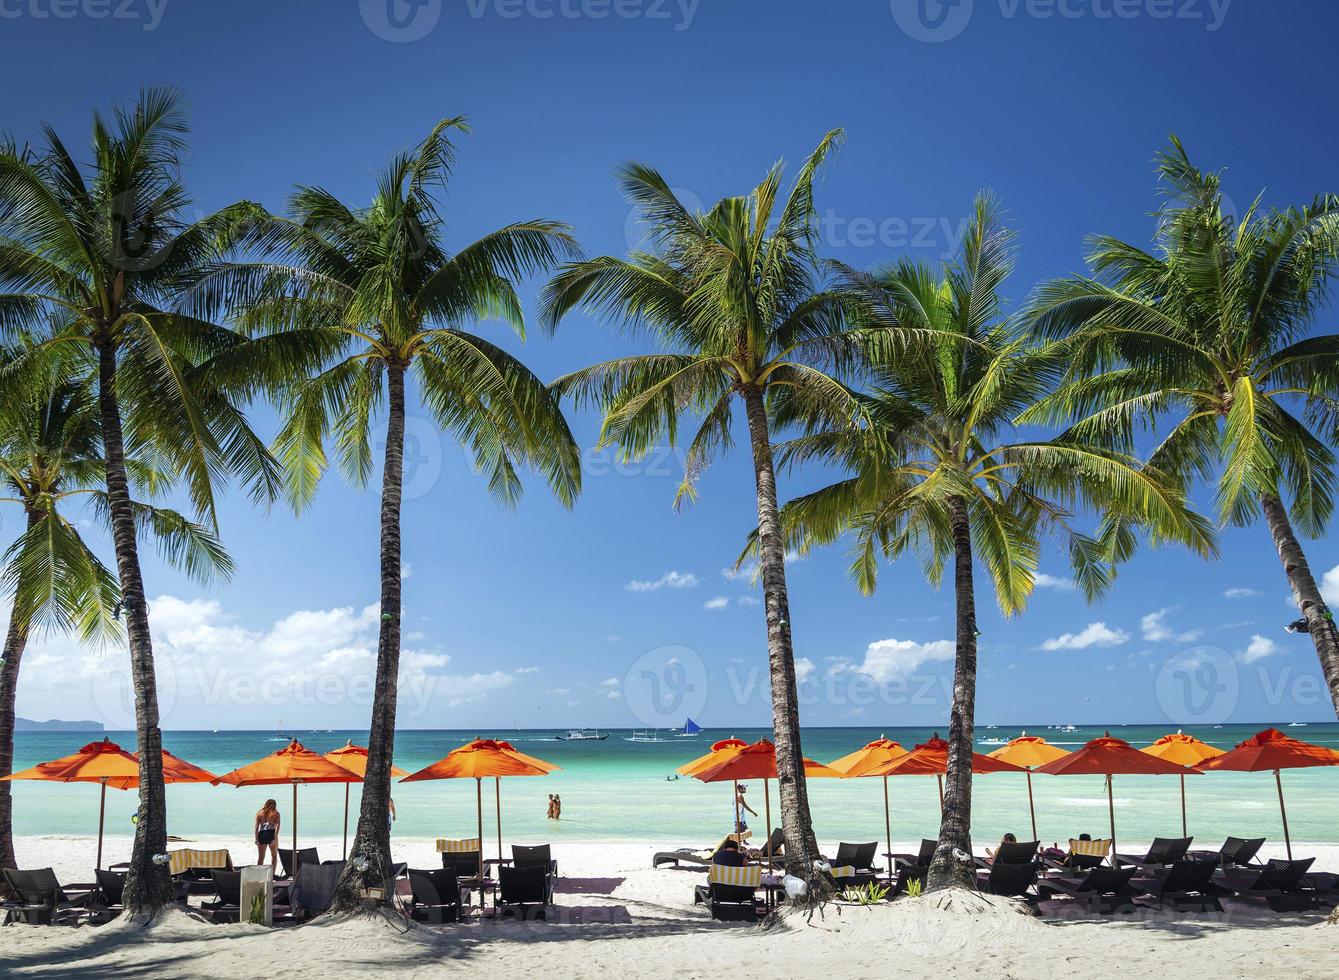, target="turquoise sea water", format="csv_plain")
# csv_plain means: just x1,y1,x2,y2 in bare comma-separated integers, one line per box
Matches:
9,725,1339,848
